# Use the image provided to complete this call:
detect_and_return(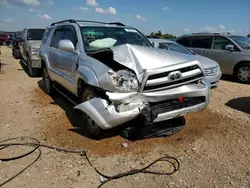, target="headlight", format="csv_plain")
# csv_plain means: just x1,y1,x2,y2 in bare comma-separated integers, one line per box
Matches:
204,66,219,76
108,69,139,92
30,48,39,55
